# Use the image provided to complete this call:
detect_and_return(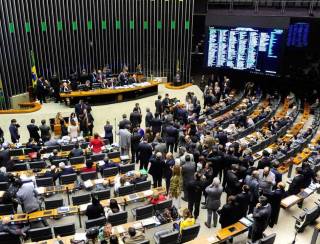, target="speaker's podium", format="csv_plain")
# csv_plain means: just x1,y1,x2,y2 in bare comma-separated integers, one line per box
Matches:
173,72,182,86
